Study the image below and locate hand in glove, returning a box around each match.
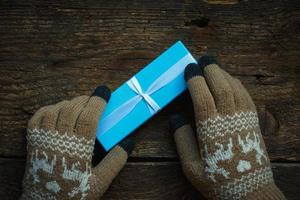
[20,86,134,200]
[169,56,286,200]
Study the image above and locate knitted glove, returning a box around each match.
[169,56,286,200]
[20,86,134,200]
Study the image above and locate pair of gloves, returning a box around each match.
[20,56,286,200]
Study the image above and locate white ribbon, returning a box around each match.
[98,54,196,136]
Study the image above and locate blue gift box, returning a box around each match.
[96,41,197,151]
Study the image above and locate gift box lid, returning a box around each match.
[96,41,197,151]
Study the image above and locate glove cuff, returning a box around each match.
[245,182,286,200]
[209,166,286,200]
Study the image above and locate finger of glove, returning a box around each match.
[39,100,69,132]
[170,115,202,164]
[184,63,217,122]
[203,63,235,115]
[169,115,205,188]
[75,86,110,140]
[221,70,250,112]
[91,140,134,196]
[55,96,89,134]
[232,78,257,111]
[174,125,205,171]
[28,105,53,130]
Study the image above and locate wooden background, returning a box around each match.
[0,0,299,199]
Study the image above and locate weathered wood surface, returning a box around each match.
[1,0,299,160]
[1,159,299,200]
[0,0,299,199]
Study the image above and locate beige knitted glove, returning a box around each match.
[169,56,286,200]
[20,86,134,200]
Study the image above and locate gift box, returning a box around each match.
[96,41,197,151]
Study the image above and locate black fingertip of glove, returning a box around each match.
[198,55,216,68]
[119,139,135,155]
[169,114,189,134]
[92,85,111,103]
[92,139,108,167]
[184,63,203,81]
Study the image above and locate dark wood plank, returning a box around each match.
[0,1,299,161]
[1,158,299,200]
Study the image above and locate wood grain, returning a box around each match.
[0,1,299,199]
[0,0,299,161]
[1,158,299,200]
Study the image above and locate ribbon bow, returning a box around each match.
[127,76,160,114]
